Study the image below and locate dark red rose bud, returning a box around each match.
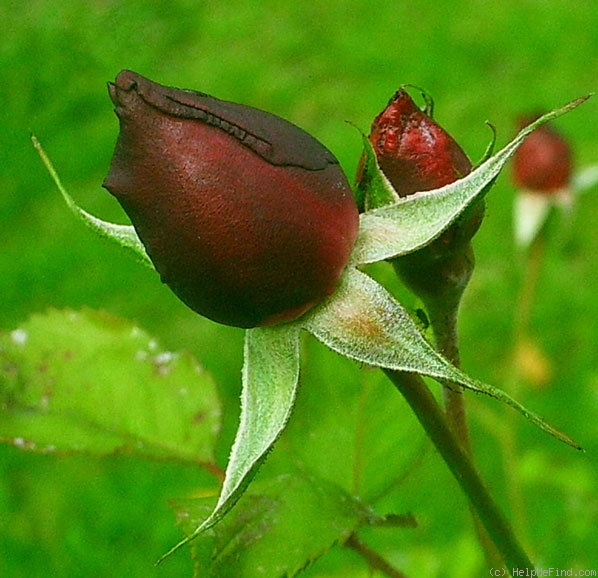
[358,88,484,309]
[360,88,484,252]
[512,115,572,194]
[369,88,473,197]
[103,70,358,328]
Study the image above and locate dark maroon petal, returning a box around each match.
[103,71,359,328]
[109,70,337,170]
[360,88,482,251]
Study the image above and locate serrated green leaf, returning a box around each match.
[175,470,377,578]
[159,324,301,563]
[0,309,221,463]
[303,269,580,449]
[351,96,590,265]
[31,135,154,269]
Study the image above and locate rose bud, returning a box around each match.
[103,70,359,328]
[512,115,572,194]
[511,116,573,248]
[368,88,474,199]
[359,88,484,305]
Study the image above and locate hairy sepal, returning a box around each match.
[303,269,581,450]
[32,135,153,269]
[158,324,301,563]
[351,96,591,265]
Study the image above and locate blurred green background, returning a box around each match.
[1,1,597,576]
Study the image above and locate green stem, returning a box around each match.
[396,244,501,564]
[502,231,549,540]
[426,296,503,567]
[395,243,503,564]
[393,243,476,451]
[384,369,533,574]
[425,298,472,451]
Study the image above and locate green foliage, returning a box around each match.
[2,1,598,576]
[176,469,392,578]
[0,309,220,464]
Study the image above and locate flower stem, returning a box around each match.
[396,243,502,564]
[393,244,476,451]
[426,295,503,567]
[425,298,471,450]
[384,369,533,573]
[503,230,549,539]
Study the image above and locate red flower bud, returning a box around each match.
[363,88,484,252]
[103,71,358,328]
[360,88,484,307]
[369,88,473,197]
[512,115,572,194]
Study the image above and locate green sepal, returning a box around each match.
[303,269,581,450]
[32,135,153,270]
[353,129,400,212]
[351,95,591,266]
[475,121,497,167]
[158,323,301,564]
[573,163,598,194]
